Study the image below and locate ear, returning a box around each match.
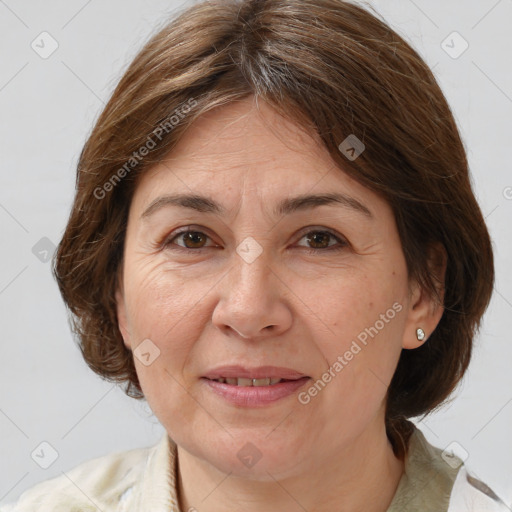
[402,242,447,349]
[115,269,132,350]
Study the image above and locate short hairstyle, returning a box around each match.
[52,0,494,459]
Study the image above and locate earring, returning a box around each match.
[416,328,425,341]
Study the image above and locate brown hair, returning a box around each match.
[52,0,494,459]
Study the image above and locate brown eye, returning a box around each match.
[168,230,211,249]
[297,230,346,251]
[306,231,332,249]
[163,227,346,254]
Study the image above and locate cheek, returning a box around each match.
[123,262,205,423]
[124,258,206,337]
[297,287,405,436]
[300,265,406,400]
[300,263,404,341]
[122,258,217,394]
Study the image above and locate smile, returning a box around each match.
[201,376,311,406]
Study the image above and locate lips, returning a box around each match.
[202,374,311,406]
[202,365,308,382]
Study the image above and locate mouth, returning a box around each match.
[201,365,309,385]
[203,377,302,386]
[200,365,310,406]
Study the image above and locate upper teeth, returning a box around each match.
[211,377,283,386]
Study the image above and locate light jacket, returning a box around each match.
[1,426,509,511]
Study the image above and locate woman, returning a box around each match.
[2,0,508,510]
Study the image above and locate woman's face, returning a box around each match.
[116,96,436,478]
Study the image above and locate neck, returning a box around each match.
[175,418,405,512]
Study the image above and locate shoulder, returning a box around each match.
[0,441,157,512]
[394,426,509,512]
[447,466,511,512]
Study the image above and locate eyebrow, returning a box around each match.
[140,192,373,220]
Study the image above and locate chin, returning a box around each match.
[189,429,308,480]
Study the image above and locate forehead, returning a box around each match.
[154,97,329,180]
[130,97,388,218]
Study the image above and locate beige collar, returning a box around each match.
[387,427,462,511]
[144,426,461,511]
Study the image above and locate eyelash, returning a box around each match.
[162,226,348,254]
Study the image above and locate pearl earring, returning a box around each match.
[416,328,425,341]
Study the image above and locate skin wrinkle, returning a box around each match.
[115,96,444,512]
[48,2,494,506]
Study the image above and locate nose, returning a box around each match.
[211,247,293,340]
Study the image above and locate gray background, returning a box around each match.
[1,0,511,506]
